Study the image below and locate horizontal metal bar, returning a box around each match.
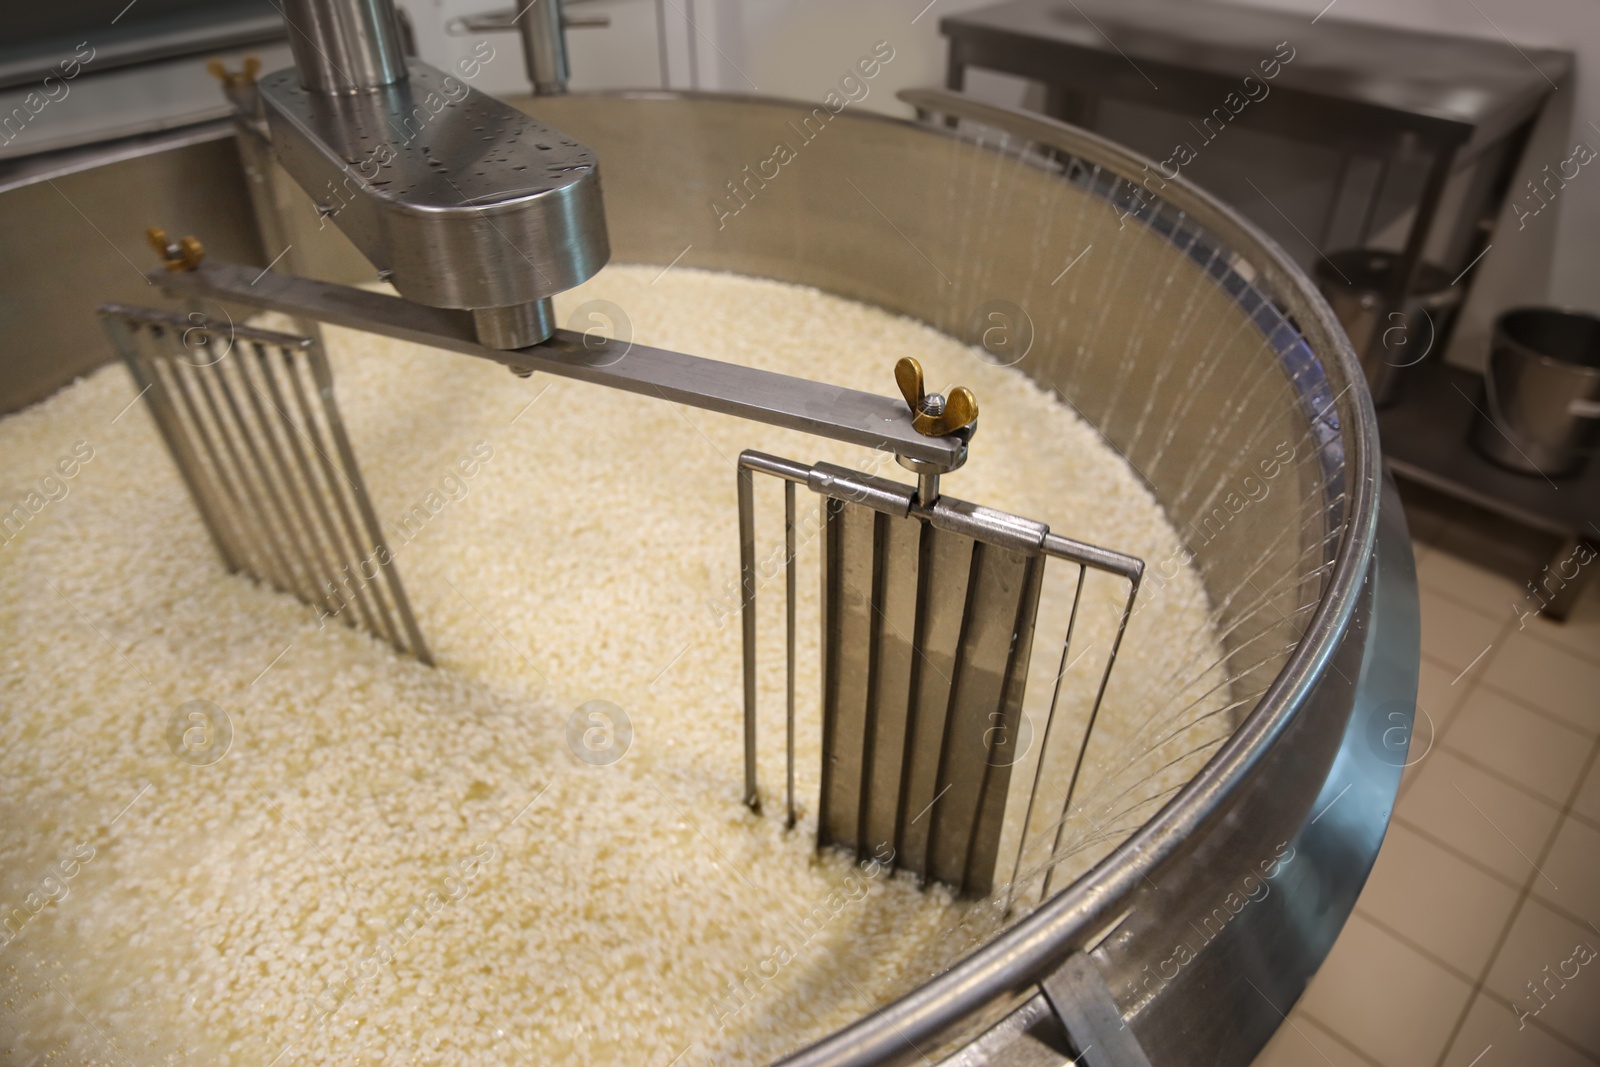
[1042,531,1145,583]
[158,263,962,465]
[100,304,314,351]
[0,120,236,196]
[0,15,284,94]
[448,11,521,33]
[739,450,1144,580]
[449,10,611,33]
[739,450,813,483]
[809,462,916,518]
[922,497,1048,556]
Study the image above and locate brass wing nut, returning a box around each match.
[146,228,206,272]
[895,357,978,439]
[205,57,262,88]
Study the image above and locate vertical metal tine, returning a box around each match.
[784,478,797,830]
[229,341,347,618]
[737,459,817,821]
[302,344,432,664]
[853,511,889,862]
[739,461,759,810]
[166,350,280,585]
[255,341,386,641]
[962,551,1044,897]
[107,320,246,575]
[99,306,431,663]
[244,341,351,622]
[817,495,835,853]
[896,525,974,882]
[145,351,259,578]
[191,343,324,606]
[280,345,406,650]
[164,339,304,597]
[1044,547,1143,901]
[819,499,874,853]
[923,540,988,891]
[861,510,920,862]
[1008,564,1088,915]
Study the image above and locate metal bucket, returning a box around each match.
[1314,250,1460,408]
[1471,307,1600,478]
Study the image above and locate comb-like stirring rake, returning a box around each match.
[99,304,431,663]
[739,359,1144,900]
[132,234,1145,903]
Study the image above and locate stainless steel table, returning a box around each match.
[941,0,1571,357]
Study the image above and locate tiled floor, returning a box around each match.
[1253,495,1600,1067]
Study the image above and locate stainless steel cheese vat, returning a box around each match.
[0,86,1419,1067]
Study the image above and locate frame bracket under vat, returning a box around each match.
[1041,952,1157,1067]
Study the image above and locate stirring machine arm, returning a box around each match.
[262,0,608,350]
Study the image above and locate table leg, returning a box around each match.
[944,47,965,129]
[1321,152,1352,250]
[1529,535,1596,624]
[1042,84,1097,128]
[1364,143,1455,360]
[945,46,965,92]
[1445,116,1536,290]
[1358,152,1392,247]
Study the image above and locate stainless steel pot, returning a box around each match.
[1471,306,1600,478]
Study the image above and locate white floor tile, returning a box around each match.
[1412,536,1433,567]
[1481,632,1600,735]
[1266,526,1599,1067]
[1418,550,1524,618]
[1573,758,1600,827]
[1420,588,1506,674]
[1397,756,1430,803]
[1532,815,1600,921]
[1398,750,1564,883]
[1401,661,1469,800]
[1518,579,1600,667]
[1417,658,1471,738]
[1444,688,1593,806]
[1355,822,1521,977]
[1253,1010,1377,1067]
[1299,912,1475,1067]
[1441,991,1600,1067]
[1483,898,1600,1059]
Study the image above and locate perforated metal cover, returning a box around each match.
[261,60,608,309]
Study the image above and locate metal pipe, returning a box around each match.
[279,0,408,94]
[519,0,571,94]
[444,0,606,95]
[472,299,556,349]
